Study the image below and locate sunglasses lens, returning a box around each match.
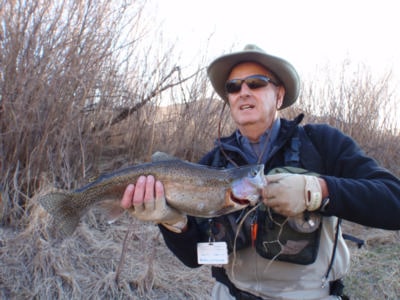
[245,77,268,89]
[225,80,242,93]
[225,76,270,94]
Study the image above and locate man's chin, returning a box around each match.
[234,117,259,127]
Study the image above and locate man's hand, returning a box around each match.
[262,173,323,216]
[120,175,187,233]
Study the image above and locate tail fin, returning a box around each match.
[38,191,81,237]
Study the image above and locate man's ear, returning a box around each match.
[276,86,285,109]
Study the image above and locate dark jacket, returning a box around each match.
[159,115,400,268]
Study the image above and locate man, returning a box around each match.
[120,45,400,299]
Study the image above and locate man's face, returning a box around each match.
[227,62,285,139]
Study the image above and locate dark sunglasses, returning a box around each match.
[225,75,279,94]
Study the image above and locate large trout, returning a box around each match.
[38,154,266,236]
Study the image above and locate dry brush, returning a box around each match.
[0,1,399,298]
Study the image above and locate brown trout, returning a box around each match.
[38,155,266,236]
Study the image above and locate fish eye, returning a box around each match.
[250,167,258,177]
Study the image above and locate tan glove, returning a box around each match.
[125,177,187,233]
[263,173,322,216]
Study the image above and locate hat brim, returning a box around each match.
[207,49,300,109]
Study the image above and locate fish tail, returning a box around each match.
[38,191,82,237]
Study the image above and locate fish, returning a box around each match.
[38,153,266,236]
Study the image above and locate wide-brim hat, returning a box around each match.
[207,44,300,109]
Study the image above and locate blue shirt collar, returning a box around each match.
[235,118,281,164]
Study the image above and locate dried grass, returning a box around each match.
[1,0,399,299]
[342,222,400,299]
[0,201,214,299]
[1,204,399,299]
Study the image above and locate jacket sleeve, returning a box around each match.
[306,124,400,230]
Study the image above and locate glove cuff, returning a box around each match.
[304,175,322,211]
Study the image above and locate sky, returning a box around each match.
[146,0,400,82]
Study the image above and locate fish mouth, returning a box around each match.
[230,191,250,206]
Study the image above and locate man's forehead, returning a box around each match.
[228,62,275,79]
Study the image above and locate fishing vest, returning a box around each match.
[254,125,325,265]
[204,124,352,299]
[200,125,326,265]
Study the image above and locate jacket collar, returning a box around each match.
[217,114,303,147]
[215,114,304,165]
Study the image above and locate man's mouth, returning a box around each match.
[240,104,255,110]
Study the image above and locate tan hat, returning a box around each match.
[207,44,300,109]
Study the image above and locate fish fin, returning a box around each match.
[95,200,125,224]
[38,191,81,237]
[151,151,179,162]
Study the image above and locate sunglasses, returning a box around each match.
[225,75,279,94]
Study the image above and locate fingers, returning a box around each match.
[155,180,165,199]
[131,176,145,213]
[120,184,135,209]
[154,180,166,209]
[263,173,311,216]
[265,173,288,183]
[121,176,182,226]
[263,174,291,214]
[263,175,282,200]
[120,176,158,210]
[263,194,281,212]
[143,175,156,211]
[132,175,156,213]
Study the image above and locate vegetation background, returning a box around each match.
[1,0,399,299]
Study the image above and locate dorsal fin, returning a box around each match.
[151,151,180,162]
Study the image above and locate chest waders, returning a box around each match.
[208,125,351,299]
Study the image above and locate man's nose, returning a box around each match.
[238,82,252,96]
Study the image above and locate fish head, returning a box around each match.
[229,164,266,206]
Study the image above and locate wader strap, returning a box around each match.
[323,218,342,287]
[284,130,301,167]
[343,233,365,248]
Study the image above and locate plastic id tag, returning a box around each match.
[197,242,228,265]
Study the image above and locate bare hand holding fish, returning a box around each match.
[121,175,188,233]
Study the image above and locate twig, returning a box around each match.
[115,218,135,284]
